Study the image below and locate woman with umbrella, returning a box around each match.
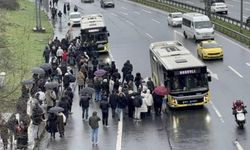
[47,113,58,139]
[153,86,168,116]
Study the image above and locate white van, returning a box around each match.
[182,13,214,41]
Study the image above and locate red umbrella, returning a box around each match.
[153,86,169,96]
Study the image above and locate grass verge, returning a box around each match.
[0,0,53,112]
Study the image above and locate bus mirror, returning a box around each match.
[207,73,212,82]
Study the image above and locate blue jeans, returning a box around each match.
[116,108,123,120]
[82,107,89,119]
[95,90,101,101]
[91,128,99,143]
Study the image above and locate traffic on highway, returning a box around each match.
[43,0,250,149]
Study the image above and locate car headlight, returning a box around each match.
[196,32,201,35]
[211,31,215,34]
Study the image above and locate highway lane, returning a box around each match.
[173,0,250,21]
[56,0,250,149]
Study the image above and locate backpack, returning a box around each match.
[134,95,142,107]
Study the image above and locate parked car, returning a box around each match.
[246,17,250,27]
[100,0,115,8]
[69,12,81,26]
[197,40,224,60]
[211,2,228,14]
[167,12,182,27]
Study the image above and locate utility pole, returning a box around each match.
[33,0,45,32]
[204,0,212,18]
[240,0,243,32]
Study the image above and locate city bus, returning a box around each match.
[80,13,110,53]
[149,41,211,108]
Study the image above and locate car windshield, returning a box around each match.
[70,14,81,19]
[172,14,182,18]
[169,74,208,92]
[202,42,219,48]
[194,21,213,29]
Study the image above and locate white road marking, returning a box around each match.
[234,140,244,150]
[207,69,219,80]
[210,101,225,123]
[142,9,152,14]
[215,33,250,53]
[111,13,118,17]
[120,11,128,16]
[174,30,184,37]
[121,6,128,10]
[126,20,135,26]
[228,66,244,78]
[246,62,250,66]
[133,11,141,15]
[186,1,194,4]
[152,19,161,23]
[227,4,234,7]
[116,111,123,150]
[145,33,154,39]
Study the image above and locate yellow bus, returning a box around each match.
[149,41,211,108]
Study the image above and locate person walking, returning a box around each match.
[153,93,164,116]
[65,87,74,113]
[47,113,58,139]
[58,96,71,120]
[147,77,155,93]
[93,77,102,102]
[45,89,57,111]
[63,3,67,14]
[109,90,118,118]
[57,112,66,137]
[56,46,64,64]
[58,10,62,22]
[144,89,153,116]
[133,93,143,120]
[77,70,85,92]
[43,46,50,63]
[134,72,143,92]
[127,90,135,119]
[79,94,91,120]
[88,111,101,145]
[100,96,110,127]
[116,91,127,121]
[0,119,9,150]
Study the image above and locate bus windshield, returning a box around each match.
[194,21,213,29]
[169,74,208,92]
[82,32,108,43]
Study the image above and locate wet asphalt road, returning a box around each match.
[39,0,250,149]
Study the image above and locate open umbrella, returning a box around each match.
[80,87,95,95]
[32,67,45,75]
[21,79,34,85]
[94,69,107,77]
[40,63,52,71]
[48,106,64,113]
[44,82,59,90]
[153,86,169,96]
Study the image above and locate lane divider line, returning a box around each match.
[116,111,123,150]
[126,20,135,26]
[133,11,141,15]
[152,19,161,23]
[120,11,128,16]
[111,13,118,17]
[228,66,244,78]
[121,6,128,10]
[142,9,152,14]
[234,140,244,150]
[145,32,154,39]
[210,101,225,123]
[246,62,250,66]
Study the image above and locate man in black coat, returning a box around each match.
[79,94,91,120]
[43,46,50,63]
[58,96,70,119]
[100,96,110,127]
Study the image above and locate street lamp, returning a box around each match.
[240,0,243,32]
[33,0,45,32]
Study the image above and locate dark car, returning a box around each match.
[100,0,115,8]
[246,17,250,27]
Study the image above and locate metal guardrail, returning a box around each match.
[130,0,250,47]
[159,0,250,31]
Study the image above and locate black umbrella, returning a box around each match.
[44,82,59,90]
[40,63,52,71]
[48,106,64,113]
[21,79,34,85]
[32,67,45,75]
[80,87,95,95]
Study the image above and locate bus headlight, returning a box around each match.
[204,94,209,102]
[172,99,177,104]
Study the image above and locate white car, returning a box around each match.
[69,12,81,26]
[167,12,182,27]
[211,2,228,14]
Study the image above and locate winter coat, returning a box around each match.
[125,74,134,83]
[100,100,110,113]
[144,89,153,106]
[31,105,44,125]
[147,80,155,92]
[101,80,109,94]
[43,47,50,57]
[89,116,101,129]
[56,48,63,57]
[154,94,163,107]
[57,112,66,133]
[112,72,121,81]
[109,93,118,109]
[58,96,70,118]
[133,95,142,107]
[94,77,102,91]
[45,90,57,107]
[79,95,91,108]
[77,71,85,86]
[117,93,127,109]
[139,97,148,113]
[47,113,58,133]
